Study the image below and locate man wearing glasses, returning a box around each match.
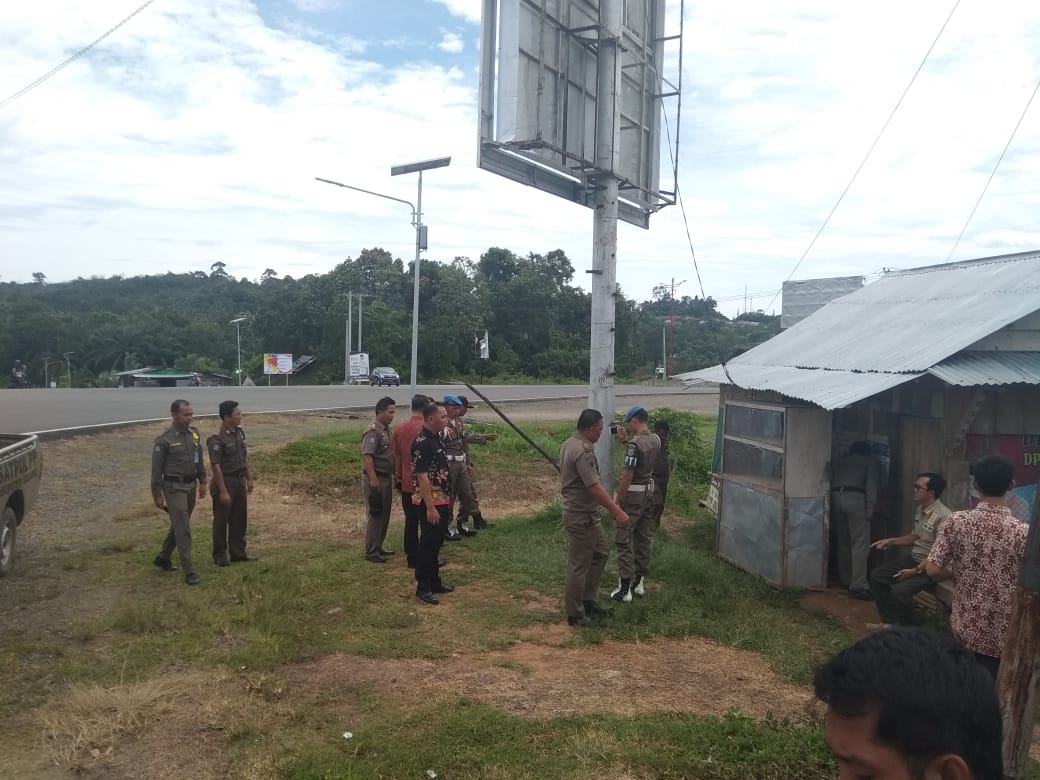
[865,473,951,630]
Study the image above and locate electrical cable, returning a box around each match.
[945,73,1040,261]
[761,0,963,314]
[662,103,737,386]
[0,0,158,111]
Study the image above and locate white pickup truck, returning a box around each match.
[0,434,42,576]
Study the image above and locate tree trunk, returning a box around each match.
[999,491,1040,778]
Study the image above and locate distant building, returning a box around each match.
[780,275,864,329]
[115,368,232,388]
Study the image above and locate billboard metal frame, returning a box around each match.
[479,0,682,229]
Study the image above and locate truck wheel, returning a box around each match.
[0,506,16,577]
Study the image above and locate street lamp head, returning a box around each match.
[390,157,451,177]
[229,317,247,324]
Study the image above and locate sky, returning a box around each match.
[1,0,1039,317]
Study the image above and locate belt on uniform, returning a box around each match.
[627,481,654,493]
[164,475,197,484]
[832,486,865,494]
[223,470,246,479]
[446,455,467,462]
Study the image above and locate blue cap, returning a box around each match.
[623,405,646,424]
[443,394,463,406]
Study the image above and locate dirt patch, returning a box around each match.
[800,589,881,639]
[284,635,814,722]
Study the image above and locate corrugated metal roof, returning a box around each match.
[928,351,1040,386]
[677,252,1040,409]
[726,252,1040,373]
[684,364,921,410]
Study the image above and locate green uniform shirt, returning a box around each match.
[361,420,395,476]
[559,432,602,514]
[151,425,206,498]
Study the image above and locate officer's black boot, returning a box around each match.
[472,512,493,530]
[609,577,633,603]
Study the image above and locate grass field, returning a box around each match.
[5,410,1034,778]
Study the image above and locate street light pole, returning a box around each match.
[390,156,451,389]
[230,317,247,386]
[62,352,74,388]
[44,358,63,389]
[317,157,450,390]
[666,278,686,378]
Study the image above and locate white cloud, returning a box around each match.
[430,0,480,24]
[437,31,465,53]
[0,0,1038,318]
[288,0,341,11]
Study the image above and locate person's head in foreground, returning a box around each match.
[814,626,1002,780]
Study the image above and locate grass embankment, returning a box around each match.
[253,412,846,778]
[6,411,861,778]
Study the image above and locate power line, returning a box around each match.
[762,0,963,314]
[0,0,158,112]
[662,102,737,385]
[946,73,1040,261]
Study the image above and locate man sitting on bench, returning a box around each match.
[866,472,951,630]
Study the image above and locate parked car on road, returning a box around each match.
[1,433,42,576]
[370,366,400,386]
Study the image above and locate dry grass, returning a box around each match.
[39,676,182,766]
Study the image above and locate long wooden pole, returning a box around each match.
[999,486,1040,778]
[459,381,559,473]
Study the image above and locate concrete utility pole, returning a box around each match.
[998,488,1040,778]
[588,0,622,489]
[668,277,686,377]
[344,293,353,384]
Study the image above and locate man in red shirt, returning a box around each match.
[391,394,431,569]
[926,454,1028,678]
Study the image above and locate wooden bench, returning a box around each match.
[913,581,955,616]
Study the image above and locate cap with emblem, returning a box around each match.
[457,395,474,408]
[623,405,646,424]
[443,394,463,406]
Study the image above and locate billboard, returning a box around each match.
[263,353,293,375]
[349,351,370,379]
[478,0,681,228]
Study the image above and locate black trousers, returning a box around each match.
[401,493,419,566]
[416,501,449,589]
[212,474,248,560]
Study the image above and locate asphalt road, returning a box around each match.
[0,383,716,437]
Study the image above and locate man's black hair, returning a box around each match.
[422,401,443,421]
[917,472,946,499]
[971,455,1014,498]
[376,396,396,414]
[218,400,239,420]
[814,627,1003,779]
[576,408,602,431]
[171,399,190,415]
[850,440,871,456]
[653,420,670,433]
[410,393,428,412]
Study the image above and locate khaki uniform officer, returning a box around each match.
[151,399,208,585]
[559,409,630,627]
[611,405,661,603]
[207,400,256,566]
[457,395,496,530]
[362,396,397,563]
[440,395,474,540]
